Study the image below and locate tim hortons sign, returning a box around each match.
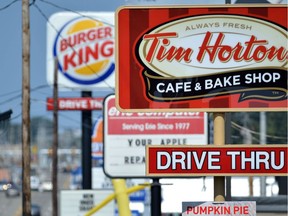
[116,5,287,112]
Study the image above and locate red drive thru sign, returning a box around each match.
[146,145,288,177]
[116,5,287,112]
[47,98,103,111]
[103,94,207,178]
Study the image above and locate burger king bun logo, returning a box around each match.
[53,16,114,85]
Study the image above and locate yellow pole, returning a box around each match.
[213,113,225,202]
[84,184,150,216]
[112,179,132,216]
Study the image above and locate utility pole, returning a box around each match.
[52,58,59,216]
[22,0,31,215]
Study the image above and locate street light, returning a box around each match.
[0,109,12,136]
[0,109,12,122]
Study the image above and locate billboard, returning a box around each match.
[103,94,207,177]
[47,12,115,91]
[116,5,287,112]
[146,145,288,177]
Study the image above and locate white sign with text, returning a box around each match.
[103,94,207,177]
[60,190,114,216]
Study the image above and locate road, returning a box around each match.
[0,172,70,216]
[0,190,53,216]
[1,173,286,216]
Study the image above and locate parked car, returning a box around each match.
[0,180,9,191]
[38,180,52,192]
[30,176,40,191]
[31,204,41,216]
[4,182,20,197]
[22,204,41,216]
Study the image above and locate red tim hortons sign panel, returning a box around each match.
[146,145,288,177]
[116,5,287,112]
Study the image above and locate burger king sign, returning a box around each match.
[47,12,115,90]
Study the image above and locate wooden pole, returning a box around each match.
[52,57,59,216]
[22,0,31,214]
[213,113,225,201]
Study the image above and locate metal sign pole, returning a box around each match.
[225,0,232,202]
[213,113,226,201]
[81,91,92,189]
[52,57,59,216]
[151,178,161,216]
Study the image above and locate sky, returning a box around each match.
[0,0,226,129]
[0,0,125,129]
[0,0,286,129]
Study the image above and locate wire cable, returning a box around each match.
[0,0,19,11]
[232,121,287,141]
[38,0,114,27]
[0,84,50,105]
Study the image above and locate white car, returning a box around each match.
[38,180,52,192]
[30,176,40,190]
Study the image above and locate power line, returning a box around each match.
[232,121,287,141]
[38,0,114,27]
[0,0,20,11]
[0,93,22,106]
[0,89,22,98]
[0,84,49,105]
[29,0,36,7]
[10,112,22,121]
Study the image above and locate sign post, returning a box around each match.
[81,91,92,189]
[151,178,161,216]
[213,113,225,202]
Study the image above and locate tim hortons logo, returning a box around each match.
[137,15,287,102]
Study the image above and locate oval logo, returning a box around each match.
[138,15,287,77]
[54,17,115,84]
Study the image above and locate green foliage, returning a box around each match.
[266,112,287,144]
[231,112,287,145]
